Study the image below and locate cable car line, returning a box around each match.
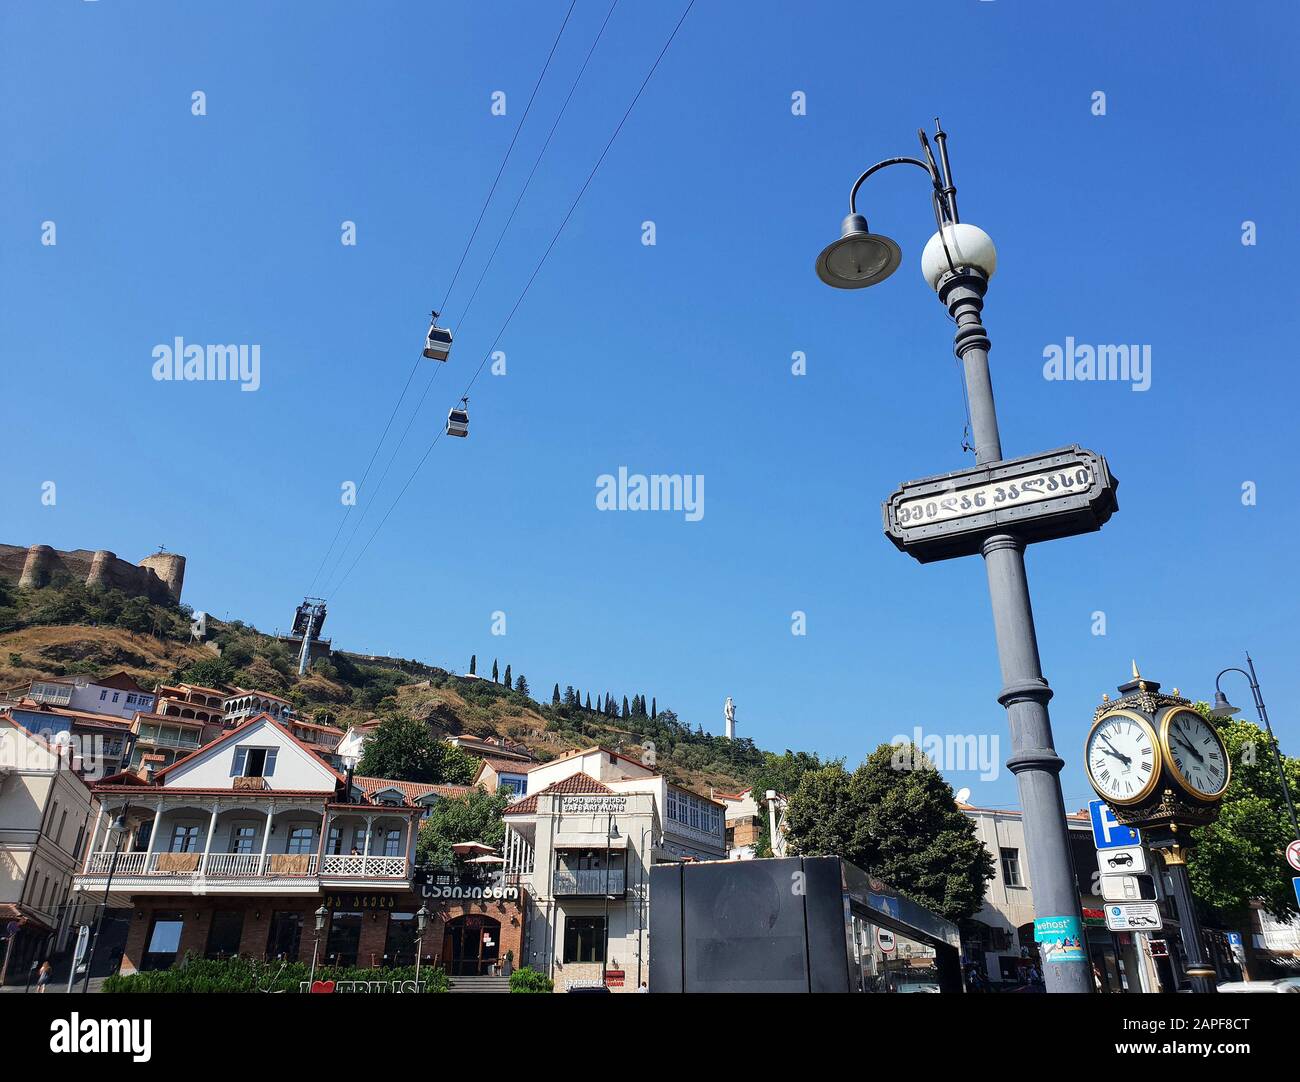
[317,0,622,596]
[326,0,696,600]
[306,1,579,594]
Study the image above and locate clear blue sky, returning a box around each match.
[4,1,1297,812]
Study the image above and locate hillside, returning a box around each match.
[0,579,761,796]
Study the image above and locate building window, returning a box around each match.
[1000,847,1023,887]
[325,911,363,968]
[266,911,303,961]
[171,825,201,853]
[231,747,278,778]
[205,910,245,960]
[563,916,606,963]
[384,911,419,967]
[142,911,185,971]
[231,825,257,854]
[725,826,735,848]
[99,690,107,701]
[383,829,402,857]
[327,825,343,855]
[286,826,315,855]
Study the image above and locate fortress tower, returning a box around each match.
[86,549,117,590]
[139,551,186,604]
[18,544,56,589]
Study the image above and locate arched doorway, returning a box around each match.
[441,914,501,976]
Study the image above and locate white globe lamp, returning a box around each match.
[920,222,997,290]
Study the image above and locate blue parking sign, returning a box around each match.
[1293,877,1300,910]
[1089,799,1142,850]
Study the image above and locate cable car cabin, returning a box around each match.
[446,404,469,438]
[423,313,452,361]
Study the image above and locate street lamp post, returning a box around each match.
[414,904,429,986]
[816,120,1094,993]
[1212,655,1299,843]
[310,904,328,986]
[602,814,619,986]
[81,809,129,994]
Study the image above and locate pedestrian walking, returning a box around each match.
[36,960,51,993]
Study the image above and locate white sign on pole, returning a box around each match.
[1101,874,1153,902]
[1105,902,1162,931]
[1096,845,1147,874]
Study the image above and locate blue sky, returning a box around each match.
[3,1,1297,812]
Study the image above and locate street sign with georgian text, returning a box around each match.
[883,445,1118,563]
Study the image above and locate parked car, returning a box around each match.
[1217,978,1300,993]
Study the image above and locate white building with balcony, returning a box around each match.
[501,746,726,991]
[72,713,424,974]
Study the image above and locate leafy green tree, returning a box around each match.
[357,716,478,785]
[416,788,511,866]
[515,674,529,697]
[784,744,993,923]
[115,596,155,634]
[1187,704,1300,921]
[178,655,235,689]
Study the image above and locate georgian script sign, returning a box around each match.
[561,796,629,813]
[416,866,520,902]
[883,445,1118,563]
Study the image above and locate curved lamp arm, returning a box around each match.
[1214,667,1252,695]
[847,157,938,214]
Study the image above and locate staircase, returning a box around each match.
[448,975,512,994]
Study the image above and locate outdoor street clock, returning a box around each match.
[1084,664,1231,993]
[1159,706,1230,801]
[1085,665,1230,828]
[1084,709,1160,806]
[1084,701,1231,809]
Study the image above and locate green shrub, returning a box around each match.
[508,966,553,994]
[102,955,448,994]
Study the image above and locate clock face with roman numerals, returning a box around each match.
[1085,710,1161,806]
[1160,708,1230,800]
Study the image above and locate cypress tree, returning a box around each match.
[492,659,499,683]
[552,683,561,706]
[504,664,512,689]
[585,692,592,710]
[651,697,657,720]
[469,654,477,675]
[622,695,630,719]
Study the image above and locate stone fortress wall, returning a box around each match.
[0,543,185,605]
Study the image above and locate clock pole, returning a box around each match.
[1146,827,1218,994]
[1088,670,1229,993]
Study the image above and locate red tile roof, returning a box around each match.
[503,772,613,815]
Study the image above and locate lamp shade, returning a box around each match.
[921,222,997,289]
[816,214,902,289]
[1210,691,1240,718]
